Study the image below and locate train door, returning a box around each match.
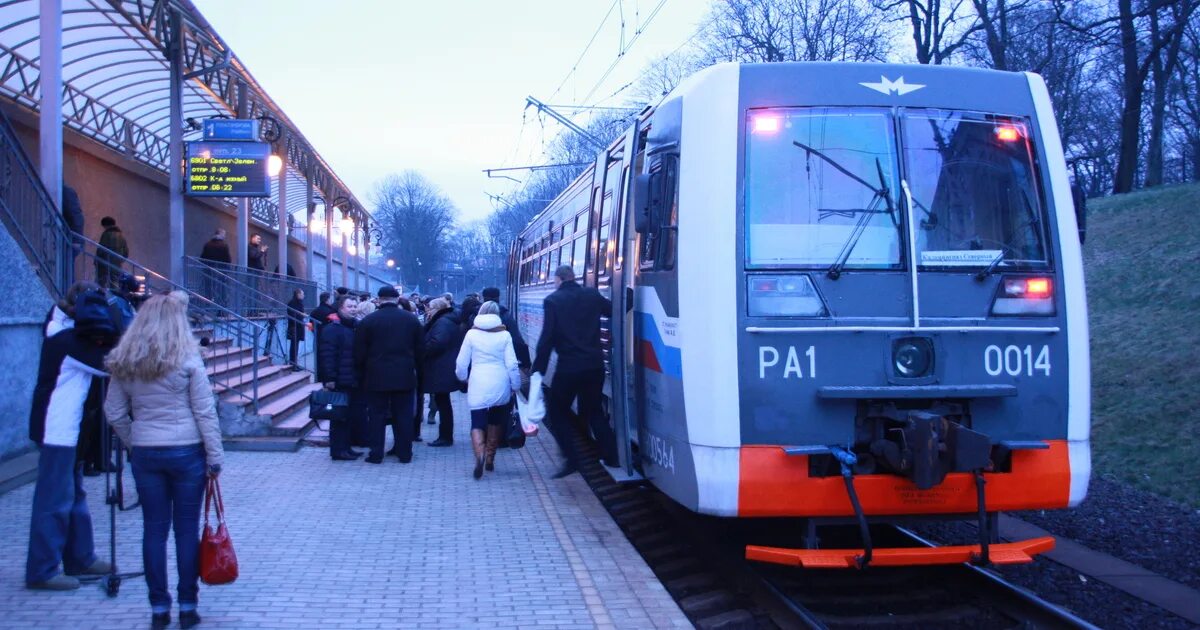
[605,125,642,478]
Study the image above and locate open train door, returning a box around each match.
[604,121,644,482]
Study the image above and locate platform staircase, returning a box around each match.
[193,323,320,451]
[0,106,319,453]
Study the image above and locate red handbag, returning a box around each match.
[199,476,239,585]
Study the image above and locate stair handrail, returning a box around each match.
[0,106,74,298]
[184,255,318,381]
[79,234,266,411]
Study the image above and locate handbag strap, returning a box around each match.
[204,476,225,526]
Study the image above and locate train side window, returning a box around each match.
[549,246,560,273]
[572,235,587,277]
[640,155,678,270]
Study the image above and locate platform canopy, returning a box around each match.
[0,0,371,231]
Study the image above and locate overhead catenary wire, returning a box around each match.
[580,0,670,106]
[548,0,622,103]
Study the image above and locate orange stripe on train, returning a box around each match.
[737,440,1071,517]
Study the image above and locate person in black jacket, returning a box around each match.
[286,289,306,371]
[26,290,117,591]
[199,229,233,303]
[317,295,362,461]
[354,286,424,463]
[309,292,334,373]
[482,287,530,369]
[533,266,615,478]
[421,297,463,447]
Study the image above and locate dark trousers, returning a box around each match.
[368,390,416,461]
[412,390,424,438]
[329,388,357,456]
[350,390,370,448]
[288,336,300,367]
[129,445,206,612]
[547,368,615,468]
[432,392,454,442]
[25,446,96,584]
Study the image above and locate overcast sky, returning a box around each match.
[192,0,709,224]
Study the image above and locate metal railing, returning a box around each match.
[183,256,320,374]
[0,107,74,297]
[78,235,268,411]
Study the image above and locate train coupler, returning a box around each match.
[745,536,1055,569]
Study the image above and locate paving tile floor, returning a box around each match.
[0,393,690,629]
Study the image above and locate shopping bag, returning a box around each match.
[199,477,239,585]
[515,372,544,436]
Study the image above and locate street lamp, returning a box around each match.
[267,154,283,177]
[386,259,395,268]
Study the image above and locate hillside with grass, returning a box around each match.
[1084,183,1200,507]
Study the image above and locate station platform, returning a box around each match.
[0,393,690,629]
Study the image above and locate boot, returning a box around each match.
[471,429,486,480]
[485,425,502,472]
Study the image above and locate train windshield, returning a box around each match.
[745,108,902,268]
[902,110,1050,269]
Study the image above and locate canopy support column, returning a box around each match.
[167,8,184,283]
[276,148,288,276]
[38,0,62,211]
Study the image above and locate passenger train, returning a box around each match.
[507,62,1089,568]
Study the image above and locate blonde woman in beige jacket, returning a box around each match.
[103,291,224,629]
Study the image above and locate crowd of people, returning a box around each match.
[21,261,614,628]
[307,284,533,478]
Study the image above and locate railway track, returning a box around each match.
[565,431,1099,629]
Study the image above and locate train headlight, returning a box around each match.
[893,337,933,378]
[748,274,827,317]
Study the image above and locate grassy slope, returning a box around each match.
[1084,183,1200,507]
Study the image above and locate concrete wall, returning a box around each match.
[0,223,54,461]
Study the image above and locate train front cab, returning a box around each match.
[639,63,1090,569]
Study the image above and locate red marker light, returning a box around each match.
[995,126,1021,142]
[1025,277,1051,297]
[752,278,779,291]
[753,116,781,134]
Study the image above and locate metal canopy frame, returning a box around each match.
[0,0,371,229]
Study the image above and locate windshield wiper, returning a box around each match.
[791,141,894,280]
[974,251,1006,281]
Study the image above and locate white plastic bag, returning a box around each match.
[516,372,545,435]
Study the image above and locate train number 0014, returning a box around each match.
[984,344,1050,377]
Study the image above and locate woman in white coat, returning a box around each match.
[455,301,521,479]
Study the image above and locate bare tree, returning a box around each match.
[1170,22,1200,181]
[1057,0,1200,193]
[372,171,457,290]
[696,0,893,64]
[874,0,983,64]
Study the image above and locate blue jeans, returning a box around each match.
[26,445,96,584]
[130,445,207,612]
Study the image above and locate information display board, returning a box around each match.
[185,141,271,197]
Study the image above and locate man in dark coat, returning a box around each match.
[94,217,128,290]
[199,229,232,303]
[317,295,362,461]
[247,234,267,271]
[354,286,424,464]
[286,289,306,370]
[60,185,85,270]
[422,299,463,447]
[199,229,232,264]
[482,286,530,369]
[26,290,116,590]
[533,266,615,478]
